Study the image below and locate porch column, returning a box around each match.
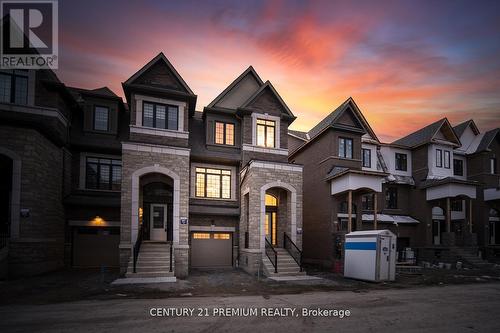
[446,197,451,232]
[373,192,378,230]
[469,199,473,233]
[348,190,352,233]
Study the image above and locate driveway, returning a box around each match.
[0,283,499,332]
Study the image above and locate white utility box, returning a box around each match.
[344,230,396,282]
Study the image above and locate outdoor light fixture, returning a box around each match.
[91,216,105,225]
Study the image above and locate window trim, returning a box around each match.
[395,152,408,171]
[93,105,110,132]
[84,156,122,191]
[436,149,443,168]
[195,167,232,200]
[214,121,235,146]
[491,158,497,175]
[362,148,371,168]
[0,72,28,105]
[142,101,179,130]
[444,150,451,169]
[339,137,354,159]
[256,118,276,148]
[361,194,374,211]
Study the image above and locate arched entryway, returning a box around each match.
[260,181,297,251]
[0,148,21,242]
[130,165,180,246]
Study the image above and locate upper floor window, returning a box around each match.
[436,149,443,167]
[339,137,353,159]
[362,149,371,168]
[195,167,231,199]
[143,101,178,130]
[395,153,407,171]
[85,157,121,191]
[444,150,451,169]
[215,122,234,145]
[93,106,109,131]
[386,187,398,209]
[256,119,275,148]
[492,158,497,175]
[453,159,464,176]
[361,194,374,211]
[0,72,28,105]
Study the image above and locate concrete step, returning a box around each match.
[125,271,175,278]
[134,267,173,273]
[138,254,172,259]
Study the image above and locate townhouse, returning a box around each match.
[0,53,304,279]
[289,98,500,268]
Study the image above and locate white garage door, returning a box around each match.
[191,232,232,268]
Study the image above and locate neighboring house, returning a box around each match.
[289,98,500,268]
[0,53,304,279]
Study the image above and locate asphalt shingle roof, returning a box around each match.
[392,118,446,148]
[288,130,308,140]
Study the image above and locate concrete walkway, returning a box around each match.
[1,283,499,332]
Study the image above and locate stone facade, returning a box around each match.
[239,161,303,274]
[119,145,190,278]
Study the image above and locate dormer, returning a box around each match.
[122,53,196,147]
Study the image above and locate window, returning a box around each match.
[192,233,210,239]
[362,194,374,211]
[256,119,275,148]
[491,158,497,175]
[0,72,28,104]
[386,187,398,209]
[143,102,178,130]
[195,167,231,199]
[362,149,371,168]
[339,137,353,159]
[451,200,463,212]
[213,233,230,240]
[436,149,443,167]
[395,153,407,171]
[93,106,109,131]
[214,122,234,145]
[85,157,121,191]
[265,194,278,206]
[444,150,450,169]
[453,159,464,176]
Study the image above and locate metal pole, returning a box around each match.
[348,190,352,233]
[373,192,378,230]
[446,197,451,233]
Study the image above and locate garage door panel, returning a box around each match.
[191,232,232,268]
[73,228,120,267]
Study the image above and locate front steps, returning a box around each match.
[451,247,495,269]
[262,248,306,277]
[125,241,175,279]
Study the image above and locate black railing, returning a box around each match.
[133,224,144,273]
[244,232,249,248]
[169,241,173,272]
[284,232,303,271]
[265,237,278,273]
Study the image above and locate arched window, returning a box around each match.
[265,194,277,207]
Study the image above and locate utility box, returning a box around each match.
[344,230,396,282]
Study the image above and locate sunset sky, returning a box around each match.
[57,0,500,142]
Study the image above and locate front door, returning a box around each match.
[265,212,277,246]
[150,204,167,241]
[433,219,446,245]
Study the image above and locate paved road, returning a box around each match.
[1,283,499,332]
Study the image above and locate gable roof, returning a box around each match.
[307,97,379,142]
[476,128,499,153]
[288,130,309,141]
[123,52,194,95]
[453,119,480,138]
[207,66,264,108]
[392,118,461,148]
[239,80,295,119]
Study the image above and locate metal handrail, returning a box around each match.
[265,237,278,273]
[284,232,303,271]
[133,223,144,273]
[169,241,173,272]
